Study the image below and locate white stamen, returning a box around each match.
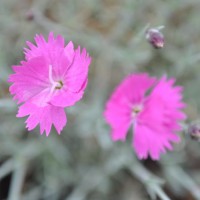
[49,65,63,93]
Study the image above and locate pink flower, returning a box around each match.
[8,32,91,136]
[104,73,186,160]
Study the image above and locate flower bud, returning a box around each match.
[146,26,164,49]
[25,10,34,21]
[188,121,200,141]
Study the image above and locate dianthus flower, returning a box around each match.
[104,73,186,160]
[9,32,91,136]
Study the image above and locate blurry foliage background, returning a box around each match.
[1,0,200,200]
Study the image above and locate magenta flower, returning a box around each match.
[104,73,186,160]
[8,32,91,136]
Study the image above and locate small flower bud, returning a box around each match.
[146,26,164,49]
[188,121,200,141]
[25,10,34,21]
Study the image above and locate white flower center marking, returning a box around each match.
[49,65,63,93]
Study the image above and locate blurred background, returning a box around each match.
[1,0,200,199]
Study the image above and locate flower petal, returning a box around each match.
[24,32,65,61]
[64,41,74,63]
[109,73,156,106]
[8,56,49,104]
[140,76,186,133]
[17,102,67,136]
[64,47,91,93]
[133,123,180,160]
[50,89,84,107]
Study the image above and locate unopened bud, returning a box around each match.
[25,10,34,21]
[146,26,164,49]
[188,121,200,141]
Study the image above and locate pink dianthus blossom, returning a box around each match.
[8,32,91,136]
[104,73,186,160]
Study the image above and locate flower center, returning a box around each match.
[132,104,143,118]
[49,65,64,92]
[55,80,63,90]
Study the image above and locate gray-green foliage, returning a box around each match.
[0,0,200,199]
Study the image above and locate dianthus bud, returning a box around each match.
[145,26,165,49]
[25,10,34,21]
[188,121,200,141]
